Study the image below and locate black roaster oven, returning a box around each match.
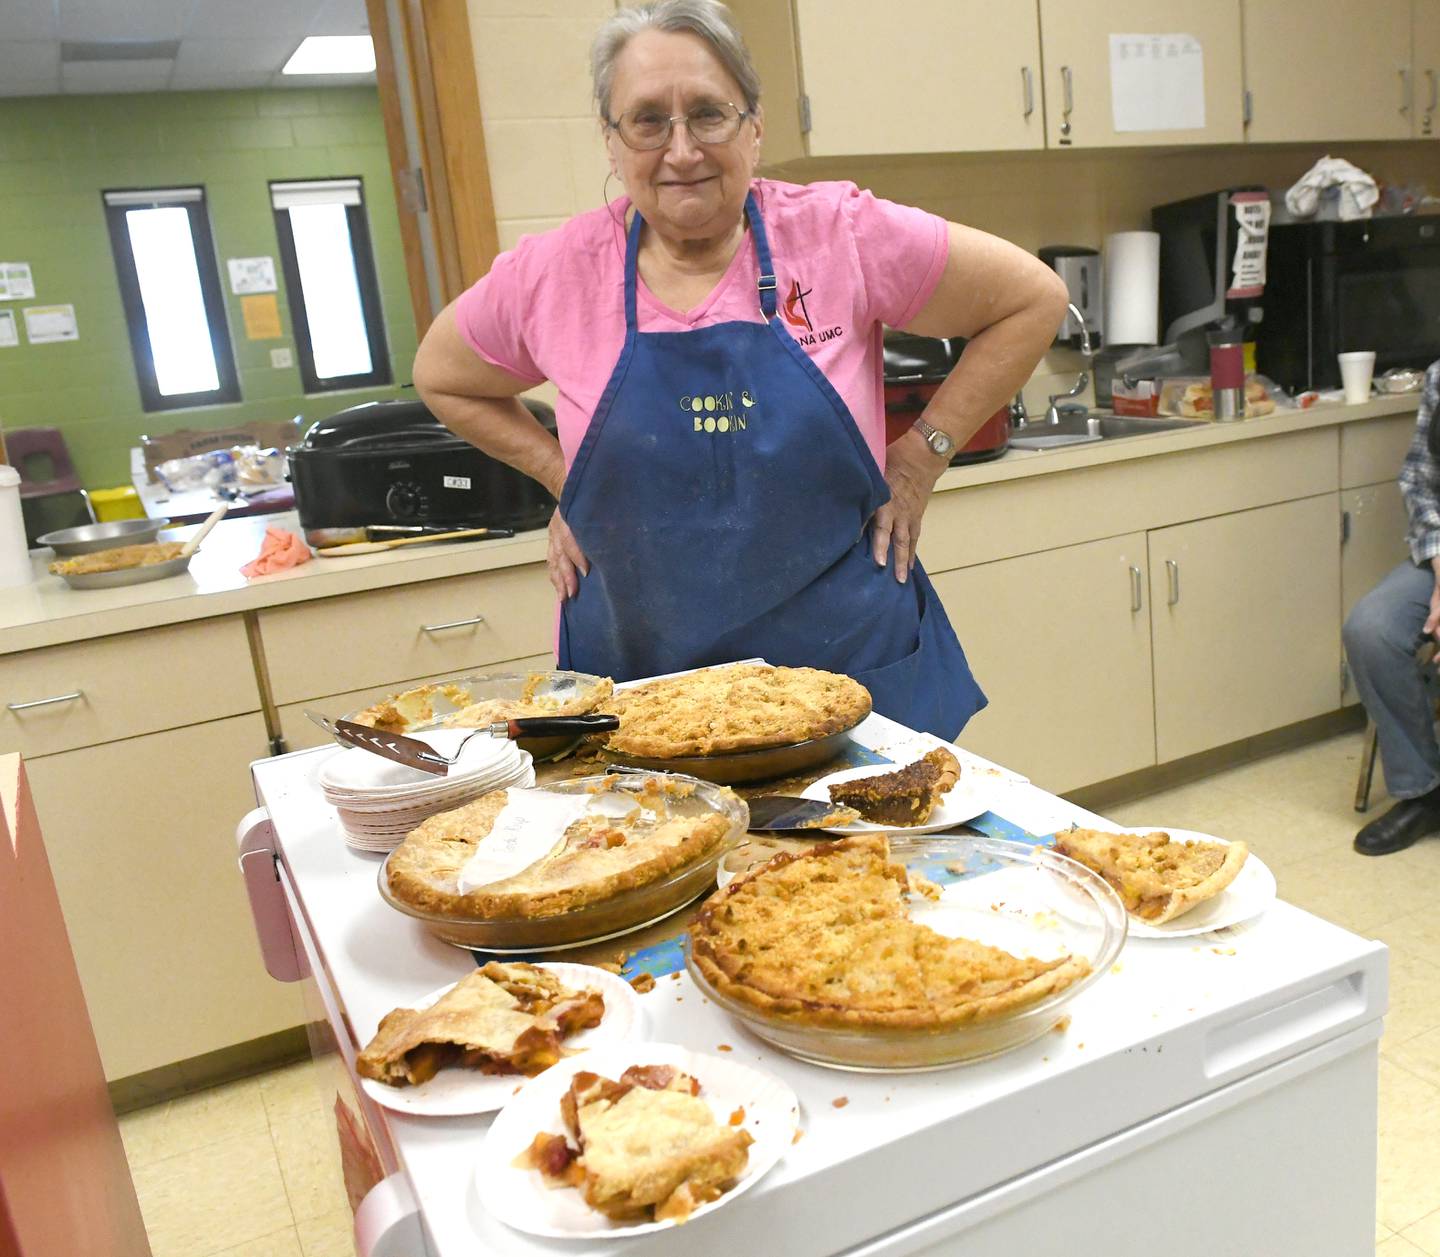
[289,399,557,542]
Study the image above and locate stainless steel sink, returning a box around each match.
[1009,413,1204,451]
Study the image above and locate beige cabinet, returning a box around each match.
[933,534,1155,794]
[1039,0,1244,148]
[1243,0,1414,142]
[24,714,297,1081]
[1417,0,1440,137]
[1340,482,1411,702]
[1148,494,1341,762]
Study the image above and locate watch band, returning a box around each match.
[912,417,955,457]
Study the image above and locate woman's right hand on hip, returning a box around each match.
[548,510,589,600]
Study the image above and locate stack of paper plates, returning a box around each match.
[317,730,534,853]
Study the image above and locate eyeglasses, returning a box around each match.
[607,100,749,151]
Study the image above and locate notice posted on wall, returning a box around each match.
[228,256,277,295]
[0,262,35,300]
[1109,33,1205,133]
[0,310,17,348]
[23,303,78,344]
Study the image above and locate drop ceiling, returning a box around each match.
[0,0,376,97]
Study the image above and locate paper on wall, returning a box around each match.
[1109,33,1205,133]
[22,304,77,344]
[0,311,16,348]
[0,263,35,301]
[227,256,277,294]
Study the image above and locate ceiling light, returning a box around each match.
[282,36,375,76]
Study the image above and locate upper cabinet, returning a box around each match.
[1037,0,1245,149]
[1416,0,1440,139]
[1242,0,1413,142]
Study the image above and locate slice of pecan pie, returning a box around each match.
[826,746,961,826]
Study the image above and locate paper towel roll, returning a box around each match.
[1103,231,1160,346]
[0,466,32,589]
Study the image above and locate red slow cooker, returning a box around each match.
[882,331,1010,463]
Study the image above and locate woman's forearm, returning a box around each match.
[423,391,567,499]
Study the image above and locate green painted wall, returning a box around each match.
[0,87,418,489]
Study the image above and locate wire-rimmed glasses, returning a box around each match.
[607,100,749,151]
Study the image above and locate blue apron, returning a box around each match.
[556,191,985,741]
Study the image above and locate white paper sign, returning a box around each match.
[227,256,277,294]
[456,789,589,893]
[1228,193,1270,298]
[0,262,35,300]
[22,304,78,344]
[1109,33,1206,133]
[0,310,17,348]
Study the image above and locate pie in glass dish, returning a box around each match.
[518,1064,752,1223]
[356,962,604,1086]
[688,834,1090,1030]
[1053,827,1249,925]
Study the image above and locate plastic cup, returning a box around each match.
[1338,351,1376,405]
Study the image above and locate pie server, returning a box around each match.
[305,711,619,776]
[744,795,854,832]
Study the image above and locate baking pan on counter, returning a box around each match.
[38,517,172,556]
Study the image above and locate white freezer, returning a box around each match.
[241,714,1386,1256]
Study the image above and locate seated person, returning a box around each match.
[1344,361,1440,855]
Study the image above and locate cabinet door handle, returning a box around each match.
[1400,66,1413,114]
[7,690,84,712]
[1128,565,1143,613]
[1021,66,1035,118]
[420,614,486,633]
[1165,559,1180,606]
[1061,65,1074,118]
[1428,68,1438,114]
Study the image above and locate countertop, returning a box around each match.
[1,393,1418,658]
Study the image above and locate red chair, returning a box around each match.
[5,427,94,545]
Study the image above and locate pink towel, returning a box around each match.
[242,526,311,578]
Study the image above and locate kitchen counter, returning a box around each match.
[0,393,1418,659]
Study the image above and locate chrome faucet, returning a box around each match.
[1044,302,1095,424]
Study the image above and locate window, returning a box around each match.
[102,187,240,412]
[270,178,390,393]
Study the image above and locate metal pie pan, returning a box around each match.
[601,722,862,786]
[39,517,172,556]
[56,554,193,590]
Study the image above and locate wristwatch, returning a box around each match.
[911,417,955,459]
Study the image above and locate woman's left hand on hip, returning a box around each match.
[871,433,946,584]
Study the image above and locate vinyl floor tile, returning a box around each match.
[120,1074,271,1171]
[1379,1233,1430,1255]
[214,1228,304,1257]
[1402,1208,1440,1255]
[295,1208,357,1257]
[1378,1061,1440,1231]
[271,1106,351,1224]
[1378,947,1440,1048]
[258,1057,327,1123]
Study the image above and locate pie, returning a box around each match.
[350,673,613,735]
[518,1064,752,1223]
[827,746,961,825]
[689,834,1090,1028]
[356,962,604,1086]
[385,778,736,920]
[49,542,185,575]
[603,664,871,759]
[1053,827,1248,924]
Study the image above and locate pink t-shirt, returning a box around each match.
[454,179,949,472]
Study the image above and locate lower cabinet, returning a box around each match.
[1340,481,1411,703]
[24,714,299,1081]
[933,534,1155,793]
[1148,494,1341,763]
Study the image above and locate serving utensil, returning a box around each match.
[307,711,619,776]
[744,795,861,832]
[315,526,515,557]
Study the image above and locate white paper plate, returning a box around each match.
[1096,826,1276,939]
[358,963,641,1116]
[477,1042,798,1238]
[800,763,989,834]
[317,731,523,797]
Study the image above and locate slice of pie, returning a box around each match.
[826,746,961,826]
[518,1064,752,1223]
[1053,828,1248,925]
[603,664,871,759]
[689,834,1089,1028]
[356,962,604,1086]
[350,674,613,735]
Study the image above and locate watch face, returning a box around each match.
[929,429,953,455]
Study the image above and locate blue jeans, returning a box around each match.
[1343,559,1440,799]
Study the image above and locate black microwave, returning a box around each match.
[1256,215,1440,393]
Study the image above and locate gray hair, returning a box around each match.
[590,0,762,122]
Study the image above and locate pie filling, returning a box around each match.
[518,1064,752,1223]
[1053,828,1248,923]
[827,747,962,826]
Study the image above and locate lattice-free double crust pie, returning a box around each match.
[357,962,604,1086]
[1054,828,1248,925]
[520,1065,752,1224]
[603,665,871,759]
[385,780,735,921]
[690,834,1090,1029]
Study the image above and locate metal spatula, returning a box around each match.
[306,711,618,776]
[745,795,857,832]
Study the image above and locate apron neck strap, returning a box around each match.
[621,186,776,327]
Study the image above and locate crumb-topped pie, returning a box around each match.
[827,746,961,826]
[518,1064,752,1223]
[351,672,613,735]
[384,776,738,922]
[602,664,871,759]
[1054,828,1248,925]
[689,834,1090,1029]
[357,962,604,1086]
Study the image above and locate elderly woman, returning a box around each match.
[413,0,1067,740]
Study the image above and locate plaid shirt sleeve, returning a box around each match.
[1400,361,1440,567]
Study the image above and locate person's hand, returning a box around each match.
[548,510,589,600]
[871,430,947,583]
[1426,565,1440,639]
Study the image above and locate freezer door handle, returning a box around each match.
[236,807,305,983]
[1202,968,1371,1081]
[355,1174,430,1257]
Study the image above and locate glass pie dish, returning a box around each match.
[378,772,749,952]
[690,834,1127,1071]
[343,669,611,763]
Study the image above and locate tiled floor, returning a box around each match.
[119,728,1440,1256]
